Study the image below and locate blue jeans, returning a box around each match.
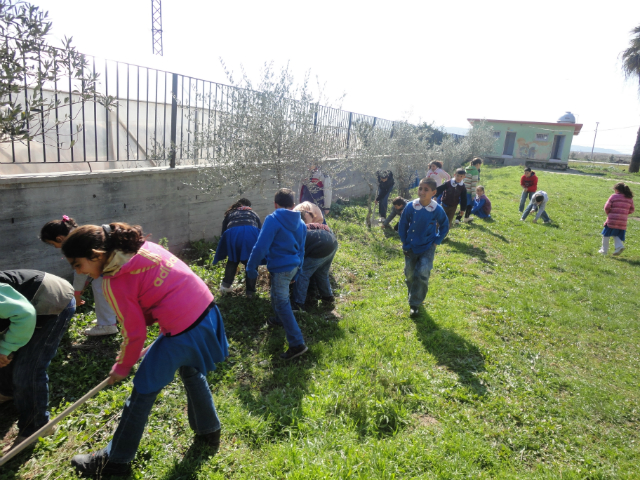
[108,366,220,463]
[378,191,391,218]
[521,203,550,222]
[404,245,436,308]
[270,269,305,347]
[292,247,338,305]
[519,190,533,212]
[0,298,76,436]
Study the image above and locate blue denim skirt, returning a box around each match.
[133,305,229,394]
[602,226,626,241]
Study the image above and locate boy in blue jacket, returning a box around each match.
[398,178,449,317]
[246,188,308,360]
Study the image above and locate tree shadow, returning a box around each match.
[411,310,487,396]
[469,222,510,243]
[445,240,495,266]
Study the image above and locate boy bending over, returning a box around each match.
[398,178,449,317]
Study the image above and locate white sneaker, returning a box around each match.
[598,249,607,255]
[219,283,233,294]
[464,216,474,223]
[454,219,461,224]
[532,219,538,224]
[84,324,119,336]
[613,246,625,256]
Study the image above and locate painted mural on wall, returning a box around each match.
[516,137,551,160]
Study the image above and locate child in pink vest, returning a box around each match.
[600,183,635,256]
[62,223,228,476]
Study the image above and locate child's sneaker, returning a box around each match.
[246,291,255,299]
[84,324,119,336]
[532,219,538,224]
[464,216,474,223]
[71,448,131,477]
[291,302,305,314]
[219,283,233,294]
[280,344,308,361]
[598,248,607,255]
[613,246,625,256]
[410,307,419,317]
[454,219,461,224]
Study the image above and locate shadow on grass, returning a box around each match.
[612,257,640,267]
[224,294,344,448]
[445,240,495,266]
[412,310,487,397]
[158,441,219,480]
[469,222,510,243]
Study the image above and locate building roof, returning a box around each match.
[467,118,583,136]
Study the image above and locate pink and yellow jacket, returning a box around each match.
[604,193,635,230]
[102,241,214,377]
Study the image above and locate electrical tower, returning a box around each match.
[151,0,163,56]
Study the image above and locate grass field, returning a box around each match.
[568,161,640,182]
[1,166,639,479]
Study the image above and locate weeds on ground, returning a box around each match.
[1,167,639,479]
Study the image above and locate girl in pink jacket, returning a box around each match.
[600,183,635,256]
[61,223,228,476]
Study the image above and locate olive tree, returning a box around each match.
[0,0,113,148]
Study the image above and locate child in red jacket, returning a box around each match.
[519,168,538,213]
[600,183,635,256]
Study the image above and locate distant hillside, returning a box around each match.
[443,127,469,136]
[571,145,623,155]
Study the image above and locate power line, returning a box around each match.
[599,125,639,131]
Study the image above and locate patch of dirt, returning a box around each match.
[414,413,439,427]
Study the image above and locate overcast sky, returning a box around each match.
[34,0,640,153]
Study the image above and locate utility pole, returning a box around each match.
[590,122,599,161]
[151,0,163,56]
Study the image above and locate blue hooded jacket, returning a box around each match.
[246,208,307,279]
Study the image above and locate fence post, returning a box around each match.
[169,73,178,168]
[346,112,353,148]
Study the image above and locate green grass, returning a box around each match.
[1,166,640,479]
[568,161,640,182]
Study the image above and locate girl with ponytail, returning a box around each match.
[600,183,635,256]
[40,216,118,336]
[62,223,229,476]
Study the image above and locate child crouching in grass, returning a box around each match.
[470,186,492,219]
[398,178,449,317]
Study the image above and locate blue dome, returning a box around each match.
[558,112,576,123]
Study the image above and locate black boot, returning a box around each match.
[71,447,131,477]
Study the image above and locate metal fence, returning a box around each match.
[1,37,395,166]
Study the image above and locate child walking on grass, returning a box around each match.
[600,182,634,256]
[471,186,492,219]
[63,223,228,477]
[398,178,449,317]
[246,188,308,361]
[519,167,538,213]
[40,216,118,336]
[213,199,262,298]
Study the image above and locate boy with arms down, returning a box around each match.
[399,178,449,317]
[436,169,468,226]
[246,189,308,360]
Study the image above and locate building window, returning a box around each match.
[493,131,501,139]
[536,133,548,141]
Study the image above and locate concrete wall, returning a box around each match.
[486,121,576,163]
[0,166,368,279]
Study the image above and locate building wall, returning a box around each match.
[487,122,576,163]
[0,166,368,279]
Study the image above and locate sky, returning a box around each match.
[33,0,640,154]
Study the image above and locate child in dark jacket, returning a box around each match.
[375,170,395,219]
[436,168,468,226]
[381,197,411,231]
[399,178,449,316]
[291,205,339,309]
[246,189,308,361]
[519,168,538,213]
[471,186,492,219]
[213,199,262,298]
[0,270,76,449]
